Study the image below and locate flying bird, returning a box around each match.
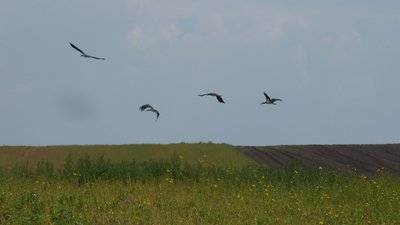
[261,92,282,105]
[69,42,105,60]
[139,104,160,120]
[198,93,225,103]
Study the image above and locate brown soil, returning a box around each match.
[237,144,400,176]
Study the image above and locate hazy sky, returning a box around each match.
[1,1,400,146]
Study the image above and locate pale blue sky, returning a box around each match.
[1,1,399,145]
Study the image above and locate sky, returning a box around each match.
[1,0,400,146]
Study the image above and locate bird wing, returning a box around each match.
[69,42,86,55]
[147,108,160,120]
[264,92,272,101]
[139,104,152,111]
[199,93,220,97]
[88,55,105,60]
[216,95,225,103]
[272,98,282,102]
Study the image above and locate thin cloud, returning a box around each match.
[293,47,311,81]
[127,1,295,49]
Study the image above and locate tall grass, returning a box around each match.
[0,154,399,224]
[0,143,252,169]
[2,153,352,186]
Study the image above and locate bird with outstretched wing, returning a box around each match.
[262,92,282,105]
[69,42,105,60]
[198,92,225,103]
[139,104,160,120]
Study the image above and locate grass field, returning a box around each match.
[1,144,399,224]
[0,143,253,169]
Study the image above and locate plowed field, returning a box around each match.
[238,144,400,176]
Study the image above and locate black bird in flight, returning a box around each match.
[261,92,282,105]
[139,104,160,120]
[69,42,105,60]
[198,92,225,103]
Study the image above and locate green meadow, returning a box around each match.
[0,144,399,224]
[0,143,252,169]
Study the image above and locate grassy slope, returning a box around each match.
[1,168,399,224]
[1,144,400,224]
[0,144,254,169]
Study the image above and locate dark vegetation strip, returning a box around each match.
[0,153,390,189]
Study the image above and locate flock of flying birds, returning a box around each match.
[69,42,282,121]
